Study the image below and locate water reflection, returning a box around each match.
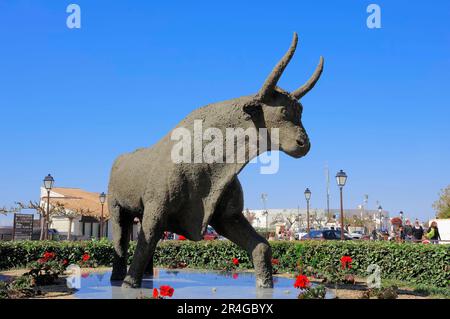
[73,269,333,299]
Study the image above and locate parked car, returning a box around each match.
[301,229,353,240]
[349,231,364,239]
[48,228,60,241]
[203,226,219,240]
[295,232,308,240]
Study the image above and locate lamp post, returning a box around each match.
[261,193,268,239]
[99,192,107,238]
[43,174,54,240]
[336,170,348,240]
[378,206,383,231]
[304,188,311,235]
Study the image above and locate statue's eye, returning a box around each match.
[281,108,289,117]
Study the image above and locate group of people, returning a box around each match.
[398,219,441,243]
[275,229,295,241]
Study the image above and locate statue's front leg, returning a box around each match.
[210,178,273,288]
[122,203,163,289]
[212,213,274,288]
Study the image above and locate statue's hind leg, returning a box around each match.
[143,217,161,276]
[122,202,163,288]
[110,202,134,281]
[210,178,274,288]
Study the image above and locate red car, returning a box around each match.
[203,227,218,240]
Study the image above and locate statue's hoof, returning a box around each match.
[122,276,142,289]
[256,278,274,289]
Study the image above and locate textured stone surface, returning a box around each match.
[108,33,324,288]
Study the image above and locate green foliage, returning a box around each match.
[360,285,399,299]
[0,275,36,299]
[26,259,65,286]
[298,285,327,299]
[0,240,448,288]
[0,238,116,270]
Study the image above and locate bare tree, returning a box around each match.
[0,206,21,215]
[310,210,325,228]
[16,201,66,240]
[433,185,450,219]
[284,213,298,231]
[243,209,257,226]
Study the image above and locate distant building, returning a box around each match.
[243,208,390,233]
[39,187,110,240]
[40,187,143,241]
[41,187,109,240]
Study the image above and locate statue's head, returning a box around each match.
[244,33,324,159]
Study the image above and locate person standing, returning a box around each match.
[371,229,378,241]
[403,219,413,242]
[425,221,441,244]
[411,220,424,242]
[399,226,406,242]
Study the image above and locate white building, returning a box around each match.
[40,187,112,240]
[243,208,390,233]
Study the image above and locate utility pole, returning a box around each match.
[325,163,330,216]
[360,194,368,224]
[261,193,268,239]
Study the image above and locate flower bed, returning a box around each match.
[0,240,448,288]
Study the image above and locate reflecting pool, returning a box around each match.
[72,268,334,299]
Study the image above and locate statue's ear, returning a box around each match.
[243,103,262,119]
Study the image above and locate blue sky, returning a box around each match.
[0,0,449,225]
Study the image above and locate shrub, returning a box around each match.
[0,275,37,299]
[0,240,448,288]
[25,251,66,286]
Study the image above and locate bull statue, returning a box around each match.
[108,32,324,288]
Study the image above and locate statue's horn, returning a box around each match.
[258,32,298,101]
[292,56,324,100]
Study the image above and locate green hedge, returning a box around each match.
[0,240,448,287]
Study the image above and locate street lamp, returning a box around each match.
[99,192,107,238]
[336,170,347,240]
[43,174,54,240]
[378,206,383,231]
[304,188,311,235]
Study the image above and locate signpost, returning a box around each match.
[12,213,34,241]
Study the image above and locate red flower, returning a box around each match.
[62,259,69,265]
[82,254,90,262]
[340,256,353,269]
[159,286,175,298]
[272,259,279,265]
[294,275,311,289]
[43,251,55,261]
[38,258,46,264]
[232,273,239,280]
[152,288,159,299]
[232,258,239,266]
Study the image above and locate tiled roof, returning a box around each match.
[44,187,109,219]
